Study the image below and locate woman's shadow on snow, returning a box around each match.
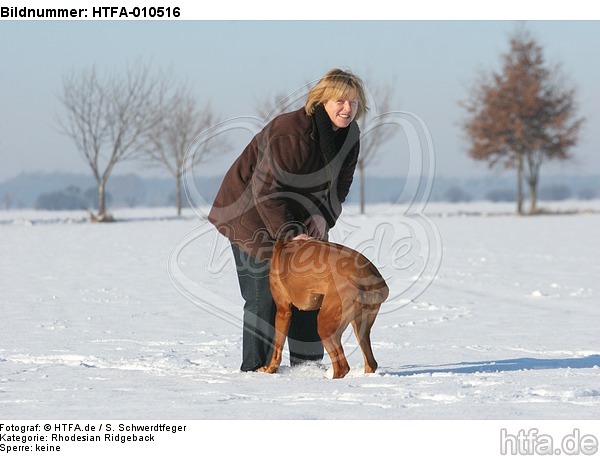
[385,354,600,376]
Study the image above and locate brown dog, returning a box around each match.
[259,238,389,379]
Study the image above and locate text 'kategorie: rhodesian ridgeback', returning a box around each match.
[259,238,389,379]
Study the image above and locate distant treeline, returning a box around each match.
[0,171,599,211]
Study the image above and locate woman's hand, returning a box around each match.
[292,233,311,241]
[303,214,327,240]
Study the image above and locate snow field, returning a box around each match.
[1,202,599,419]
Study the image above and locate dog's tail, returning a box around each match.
[354,262,389,305]
[358,284,389,306]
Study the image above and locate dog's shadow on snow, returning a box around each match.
[383,354,600,376]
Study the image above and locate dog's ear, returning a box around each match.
[274,238,285,251]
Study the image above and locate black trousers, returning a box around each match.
[231,244,324,372]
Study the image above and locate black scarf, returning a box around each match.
[313,104,359,168]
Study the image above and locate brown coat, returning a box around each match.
[208,107,360,260]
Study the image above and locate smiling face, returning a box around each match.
[323,93,359,131]
[305,69,368,123]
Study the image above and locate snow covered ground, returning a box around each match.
[1,200,599,420]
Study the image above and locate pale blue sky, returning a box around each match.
[1,20,599,181]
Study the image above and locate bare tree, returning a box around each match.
[254,91,290,120]
[145,87,223,215]
[461,28,584,214]
[58,62,170,219]
[356,82,397,214]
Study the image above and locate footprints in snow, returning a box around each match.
[383,301,471,328]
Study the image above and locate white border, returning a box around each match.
[2,0,595,20]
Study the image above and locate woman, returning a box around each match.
[209,68,367,372]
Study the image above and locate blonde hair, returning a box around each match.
[305,68,368,120]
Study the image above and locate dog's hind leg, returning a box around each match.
[321,334,350,379]
[317,296,351,379]
[351,303,381,374]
